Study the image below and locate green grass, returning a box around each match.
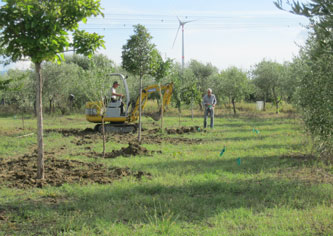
[0,110,332,235]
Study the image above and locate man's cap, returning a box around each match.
[113,81,119,85]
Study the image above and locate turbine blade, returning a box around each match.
[183,19,196,24]
[172,25,181,49]
[177,16,181,24]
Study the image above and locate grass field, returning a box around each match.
[0,105,333,235]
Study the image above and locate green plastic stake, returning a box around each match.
[256,130,260,134]
[198,127,201,131]
[219,146,226,157]
[236,158,241,165]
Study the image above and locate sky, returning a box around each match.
[7,0,310,71]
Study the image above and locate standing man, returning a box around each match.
[202,88,217,128]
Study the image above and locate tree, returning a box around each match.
[279,61,300,103]
[188,60,218,109]
[82,58,114,158]
[150,49,172,130]
[42,62,83,114]
[220,67,249,115]
[0,0,105,179]
[180,82,201,119]
[294,34,333,158]
[251,60,284,112]
[122,24,155,142]
[275,0,333,158]
[169,63,183,125]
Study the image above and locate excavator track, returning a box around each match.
[95,123,137,134]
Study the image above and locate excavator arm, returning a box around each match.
[129,82,173,122]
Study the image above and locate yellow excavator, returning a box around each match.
[85,73,173,133]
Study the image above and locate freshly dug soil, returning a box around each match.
[46,128,204,145]
[84,142,160,159]
[165,126,202,134]
[45,128,96,137]
[0,153,150,189]
[107,142,150,158]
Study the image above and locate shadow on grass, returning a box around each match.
[2,171,330,235]
[220,126,301,134]
[252,143,305,150]
[2,152,331,235]
[140,155,300,176]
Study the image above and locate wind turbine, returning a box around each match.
[172,17,195,70]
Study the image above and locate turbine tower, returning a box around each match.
[172,17,195,70]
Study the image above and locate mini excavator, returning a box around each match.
[85,73,173,133]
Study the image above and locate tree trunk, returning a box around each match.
[138,76,143,142]
[49,97,53,114]
[199,103,202,111]
[232,98,236,115]
[35,63,44,179]
[191,100,194,121]
[276,102,279,114]
[263,94,267,111]
[34,100,37,117]
[272,87,279,114]
[21,112,25,130]
[158,82,164,131]
[102,113,106,158]
[178,107,181,126]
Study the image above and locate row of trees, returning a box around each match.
[0,55,299,116]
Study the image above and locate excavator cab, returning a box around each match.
[85,73,173,133]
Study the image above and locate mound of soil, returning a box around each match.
[165,126,202,134]
[45,128,96,137]
[111,142,149,157]
[0,153,150,189]
[84,142,158,159]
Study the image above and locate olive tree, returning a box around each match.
[275,0,333,158]
[188,60,218,109]
[0,0,105,179]
[220,67,249,115]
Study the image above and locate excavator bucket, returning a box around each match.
[147,111,161,121]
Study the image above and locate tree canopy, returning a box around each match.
[122,24,155,78]
[0,0,105,179]
[0,0,105,63]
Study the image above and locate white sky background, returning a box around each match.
[6,0,309,71]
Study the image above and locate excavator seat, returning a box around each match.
[108,100,121,108]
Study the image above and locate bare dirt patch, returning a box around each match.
[82,142,162,159]
[45,128,96,137]
[0,153,150,189]
[46,127,205,145]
